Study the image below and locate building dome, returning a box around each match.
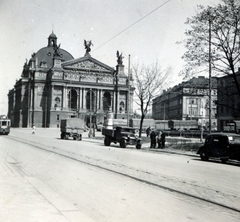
[49,32,57,38]
[32,32,74,69]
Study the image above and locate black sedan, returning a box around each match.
[197,132,240,163]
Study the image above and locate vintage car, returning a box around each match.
[102,126,142,149]
[197,133,240,163]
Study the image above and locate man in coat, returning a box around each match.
[161,131,166,148]
[150,130,157,148]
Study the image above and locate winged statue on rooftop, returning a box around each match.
[53,43,61,57]
[116,50,123,65]
[84,40,93,56]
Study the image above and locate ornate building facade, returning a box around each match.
[217,71,240,131]
[8,32,134,128]
[152,76,218,130]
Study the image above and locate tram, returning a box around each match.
[0,115,11,135]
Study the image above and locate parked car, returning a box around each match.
[197,133,240,163]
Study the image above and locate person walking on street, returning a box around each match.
[146,127,151,137]
[161,131,166,148]
[150,130,156,148]
[32,125,36,134]
[157,130,162,148]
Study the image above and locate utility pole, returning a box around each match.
[208,11,212,133]
[115,71,118,119]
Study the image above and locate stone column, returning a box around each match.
[64,86,69,110]
[99,89,102,110]
[117,90,119,113]
[78,87,81,111]
[62,86,65,109]
[82,88,86,110]
[94,89,97,111]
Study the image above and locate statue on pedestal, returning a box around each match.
[53,43,61,57]
[84,40,93,56]
[116,50,123,65]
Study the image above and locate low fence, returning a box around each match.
[164,130,209,139]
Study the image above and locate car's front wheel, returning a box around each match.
[200,148,209,161]
[120,138,126,148]
[104,137,111,146]
[136,144,141,149]
[76,134,82,141]
[220,158,228,164]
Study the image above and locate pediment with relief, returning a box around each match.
[62,57,113,73]
[71,61,108,71]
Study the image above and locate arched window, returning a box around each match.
[103,92,111,111]
[86,90,95,111]
[119,101,124,113]
[68,89,77,110]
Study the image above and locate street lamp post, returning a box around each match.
[208,10,213,134]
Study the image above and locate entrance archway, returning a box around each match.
[68,89,77,110]
[103,92,111,111]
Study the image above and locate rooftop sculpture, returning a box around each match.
[84,40,93,56]
[116,50,123,65]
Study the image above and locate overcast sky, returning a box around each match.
[0,0,222,114]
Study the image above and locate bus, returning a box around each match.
[0,115,11,135]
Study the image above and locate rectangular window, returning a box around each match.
[56,115,59,121]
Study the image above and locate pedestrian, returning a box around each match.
[157,130,162,148]
[161,131,166,148]
[150,130,156,148]
[146,126,151,137]
[32,125,36,134]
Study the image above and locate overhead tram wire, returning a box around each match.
[92,0,171,52]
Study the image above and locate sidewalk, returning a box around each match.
[0,146,71,221]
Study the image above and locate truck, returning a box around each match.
[102,126,142,149]
[60,118,84,141]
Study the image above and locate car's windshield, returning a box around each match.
[122,128,135,133]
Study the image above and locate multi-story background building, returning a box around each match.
[152,76,217,130]
[8,32,134,128]
[217,71,240,132]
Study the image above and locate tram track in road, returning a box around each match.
[6,135,240,216]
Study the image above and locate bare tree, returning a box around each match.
[132,61,170,137]
[180,0,240,111]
